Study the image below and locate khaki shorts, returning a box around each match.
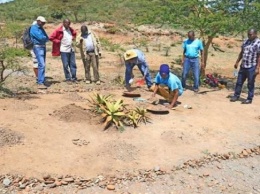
[30,50,38,68]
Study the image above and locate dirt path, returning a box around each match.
[0,88,259,178]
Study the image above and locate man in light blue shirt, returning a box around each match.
[30,16,49,89]
[151,64,183,109]
[181,31,204,92]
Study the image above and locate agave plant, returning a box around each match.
[126,107,151,128]
[87,93,113,114]
[134,107,150,124]
[126,110,140,128]
[100,99,126,130]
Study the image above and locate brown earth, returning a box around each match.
[0,22,260,193]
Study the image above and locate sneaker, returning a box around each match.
[95,80,101,85]
[194,89,199,93]
[85,80,91,84]
[241,99,252,104]
[230,96,239,102]
[38,84,47,89]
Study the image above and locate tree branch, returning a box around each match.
[211,43,225,52]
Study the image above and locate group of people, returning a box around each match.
[122,29,260,107]
[29,16,260,106]
[29,16,101,89]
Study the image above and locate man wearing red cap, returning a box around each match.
[151,64,183,109]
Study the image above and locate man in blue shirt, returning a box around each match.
[30,16,49,89]
[151,64,183,109]
[124,49,152,90]
[181,31,204,92]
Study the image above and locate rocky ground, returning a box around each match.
[1,146,260,194]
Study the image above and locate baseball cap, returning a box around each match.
[160,64,170,75]
[36,16,47,23]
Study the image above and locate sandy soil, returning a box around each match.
[0,23,260,193]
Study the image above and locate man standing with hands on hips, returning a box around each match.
[181,31,204,93]
[230,29,260,104]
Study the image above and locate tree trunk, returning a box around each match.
[73,12,79,22]
[0,60,5,83]
[202,36,214,76]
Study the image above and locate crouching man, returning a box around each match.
[151,64,184,109]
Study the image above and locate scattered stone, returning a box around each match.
[98,180,107,188]
[63,177,74,182]
[154,166,160,172]
[44,180,54,184]
[43,175,50,180]
[19,184,26,189]
[3,178,11,187]
[242,150,248,157]
[107,184,115,190]
[55,181,62,186]
[61,181,68,185]
[47,183,56,188]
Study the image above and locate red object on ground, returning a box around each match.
[136,79,145,86]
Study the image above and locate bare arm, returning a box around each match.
[169,89,178,108]
[152,84,159,97]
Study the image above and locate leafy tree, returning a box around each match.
[37,0,85,22]
[132,0,260,75]
[0,25,28,83]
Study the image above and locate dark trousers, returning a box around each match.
[83,52,99,82]
[234,66,256,100]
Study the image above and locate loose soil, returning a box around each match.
[0,22,260,193]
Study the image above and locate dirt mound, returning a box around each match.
[100,141,139,162]
[53,103,95,123]
[63,92,86,102]
[0,128,23,147]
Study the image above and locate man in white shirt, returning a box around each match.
[49,19,77,82]
[76,25,101,84]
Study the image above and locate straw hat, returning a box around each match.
[124,49,137,61]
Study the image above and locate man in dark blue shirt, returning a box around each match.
[30,16,49,89]
[230,29,260,104]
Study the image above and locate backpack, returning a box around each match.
[22,27,33,50]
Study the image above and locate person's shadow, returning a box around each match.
[44,77,60,87]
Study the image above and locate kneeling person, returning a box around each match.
[151,64,183,109]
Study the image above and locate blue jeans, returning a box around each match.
[234,66,256,100]
[182,57,200,90]
[60,52,77,80]
[125,63,152,88]
[33,46,46,84]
